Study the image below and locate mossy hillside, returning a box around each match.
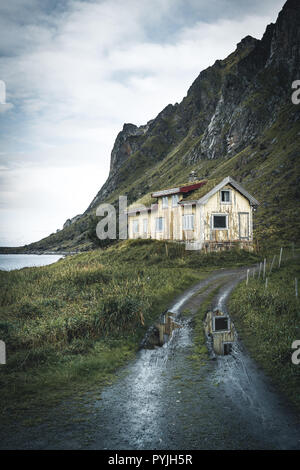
[208,104,300,244]
[87,102,300,249]
[105,103,299,248]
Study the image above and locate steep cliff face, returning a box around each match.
[87,0,299,211]
[200,0,300,161]
[13,0,300,252]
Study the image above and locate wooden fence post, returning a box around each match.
[258,262,262,280]
[269,255,276,275]
[265,277,268,289]
[246,269,249,285]
[263,258,266,280]
[278,247,283,268]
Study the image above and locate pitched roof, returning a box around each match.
[180,176,259,206]
[181,178,223,201]
[151,180,208,197]
[127,176,259,215]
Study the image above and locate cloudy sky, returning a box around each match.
[0,0,286,246]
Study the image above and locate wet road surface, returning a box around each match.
[1,268,299,449]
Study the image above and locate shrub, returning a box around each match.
[94,291,150,334]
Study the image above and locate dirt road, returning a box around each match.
[1,267,299,449]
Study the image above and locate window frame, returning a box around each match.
[220,189,231,204]
[182,214,194,231]
[155,217,164,232]
[162,196,169,209]
[133,220,139,234]
[212,213,228,230]
[143,218,148,234]
[172,194,179,207]
[213,315,230,332]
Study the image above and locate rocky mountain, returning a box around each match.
[7,0,300,252]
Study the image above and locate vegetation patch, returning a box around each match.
[229,257,300,411]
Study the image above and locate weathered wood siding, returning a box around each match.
[202,184,252,243]
[127,184,253,246]
[151,195,184,241]
[204,310,235,355]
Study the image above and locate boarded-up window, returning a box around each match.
[213,215,227,229]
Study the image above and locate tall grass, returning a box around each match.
[229,257,300,410]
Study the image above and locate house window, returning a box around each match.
[133,220,139,234]
[172,194,179,207]
[212,214,228,229]
[155,217,164,232]
[183,214,194,230]
[162,196,169,209]
[143,219,148,234]
[221,190,231,203]
[213,316,230,332]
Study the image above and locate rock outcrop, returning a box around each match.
[63,214,82,229]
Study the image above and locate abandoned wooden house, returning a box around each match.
[127,175,259,250]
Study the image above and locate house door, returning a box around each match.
[238,212,249,239]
